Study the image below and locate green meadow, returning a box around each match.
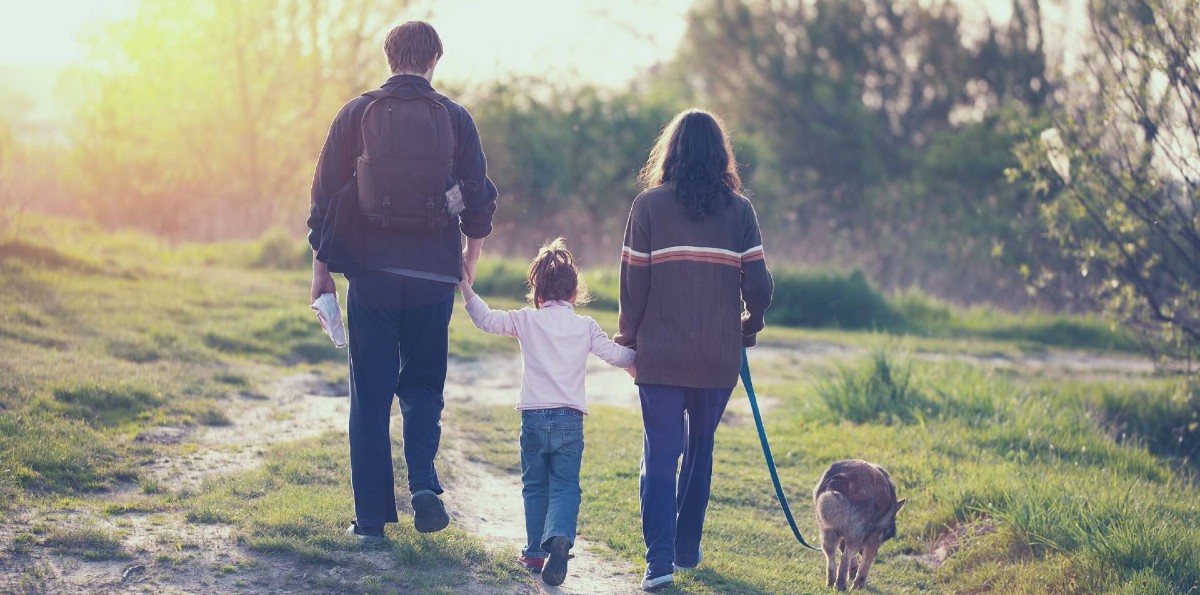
[1,217,1197,593]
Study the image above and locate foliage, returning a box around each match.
[770,270,898,329]
[1015,0,1200,352]
[670,0,1055,307]
[469,79,683,227]
[68,0,402,238]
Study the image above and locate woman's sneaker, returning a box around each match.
[411,490,450,533]
[518,555,545,573]
[641,570,674,591]
[541,536,570,586]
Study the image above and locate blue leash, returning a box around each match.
[740,346,820,551]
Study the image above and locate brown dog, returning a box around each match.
[813,459,905,590]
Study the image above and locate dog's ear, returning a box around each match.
[894,498,906,513]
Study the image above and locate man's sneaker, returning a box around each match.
[411,490,450,533]
[541,536,570,586]
[641,570,674,591]
[346,521,387,543]
[673,546,703,571]
[518,555,545,573]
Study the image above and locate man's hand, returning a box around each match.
[462,237,484,286]
[311,253,336,302]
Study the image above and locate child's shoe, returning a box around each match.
[518,555,545,573]
[541,536,571,586]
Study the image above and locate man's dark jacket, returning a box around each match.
[306,74,498,279]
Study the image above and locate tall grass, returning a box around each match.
[816,350,929,424]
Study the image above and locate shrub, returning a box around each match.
[249,228,309,270]
[471,259,531,302]
[760,269,898,329]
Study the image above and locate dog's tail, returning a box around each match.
[815,490,851,528]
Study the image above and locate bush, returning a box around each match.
[764,269,898,329]
[249,228,310,270]
[471,259,530,302]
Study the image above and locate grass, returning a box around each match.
[2,214,1195,593]
[0,216,511,504]
[183,432,523,591]
[41,525,131,561]
[454,351,1200,594]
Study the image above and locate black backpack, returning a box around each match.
[355,85,455,232]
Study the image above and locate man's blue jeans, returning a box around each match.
[346,271,454,527]
[520,407,585,558]
[639,384,733,577]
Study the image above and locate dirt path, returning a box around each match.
[441,427,644,594]
[1,362,646,594]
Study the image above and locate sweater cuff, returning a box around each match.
[743,333,758,348]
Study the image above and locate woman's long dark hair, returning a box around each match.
[637,109,742,220]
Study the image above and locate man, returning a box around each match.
[306,20,498,541]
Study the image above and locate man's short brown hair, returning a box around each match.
[384,21,443,74]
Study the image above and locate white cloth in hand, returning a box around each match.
[311,293,347,348]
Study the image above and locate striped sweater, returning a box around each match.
[615,185,773,389]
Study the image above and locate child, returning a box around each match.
[458,237,635,587]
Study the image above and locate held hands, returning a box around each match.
[462,245,481,286]
[458,264,477,301]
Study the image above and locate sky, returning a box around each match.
[0,0,694,86]
[0,0,1083,78]
[0,0,1085,132]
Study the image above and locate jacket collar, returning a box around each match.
[541,300,574,310]
[383,74,435,92]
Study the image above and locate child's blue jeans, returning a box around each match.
[520,407,584,558]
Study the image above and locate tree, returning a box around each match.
[674,0,1057,306]
[70,0,401,239]
[1016,0,1200,351]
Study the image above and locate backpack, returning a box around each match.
[355,85,456,232]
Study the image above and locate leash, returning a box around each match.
[740,346,821,551]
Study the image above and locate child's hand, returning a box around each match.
[458,267,476,300]
[624,364,637,379]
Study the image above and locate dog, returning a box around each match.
[813,459,905,590]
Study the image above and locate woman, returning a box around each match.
[615,109,773,591]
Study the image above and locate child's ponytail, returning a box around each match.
[527,237,590,307]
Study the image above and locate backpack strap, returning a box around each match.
[363,85,447,103]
